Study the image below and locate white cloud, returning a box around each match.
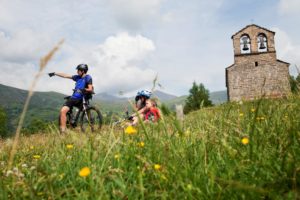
[278,0,300,15]
[0,62,36,90]
[161,12,175,23]
[89,32,156,94]
[273,27,300,75]
[0,0,110,42]
[0,32,157,95]
[0,29,53,63]
[109,0,163,30]
[4,0,298,97]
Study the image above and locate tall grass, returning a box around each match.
[0,96,299,199]
[8,39,64,169]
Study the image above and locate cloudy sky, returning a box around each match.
[1,0,300,96]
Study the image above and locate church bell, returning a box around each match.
[242,37,249,51]
[259,36,266,49]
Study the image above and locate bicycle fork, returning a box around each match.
[82,98,89,120]
[82,98,93,129]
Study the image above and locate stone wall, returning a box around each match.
[227,60,290,101]
[234,52,277,65]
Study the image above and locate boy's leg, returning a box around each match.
[60,106,70,133]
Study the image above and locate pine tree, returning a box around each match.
[184,82,212,114]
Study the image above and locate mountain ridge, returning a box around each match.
[0,83,227,133]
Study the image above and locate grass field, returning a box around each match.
[0,96,299,199]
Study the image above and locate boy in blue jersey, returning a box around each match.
[48,64,93,133]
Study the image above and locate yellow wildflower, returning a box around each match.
[79,167,91,177]
[241,137,249,145]
[187,184,193,190]
[239,113,244,117]
[58,173,64,180]
[251,108,255,112]
[66,144,73,149]
[114,154,120,160]
[37,192,43,196]
[33,155,41,159]
[137,142,145,148]
[184,129,191,136]
[154,164,161,170]
[125,125,137,135]
[160,174,168,181]
[30,146,34,150]
[256,116,265,121]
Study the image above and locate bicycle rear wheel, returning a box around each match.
[80,107,103,132]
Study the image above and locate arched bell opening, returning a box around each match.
[240,34,251,54]
[257,33,268,52]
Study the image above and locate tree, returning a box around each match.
[160,103,171,116]
[184,82,212,114]
[22,118,49,135]
[290,75,300,94]
[0,107,8,138]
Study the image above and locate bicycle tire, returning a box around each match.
[80,107,103,132]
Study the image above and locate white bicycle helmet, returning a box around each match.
[135,90,152,101]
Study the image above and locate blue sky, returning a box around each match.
[0,0,299,96]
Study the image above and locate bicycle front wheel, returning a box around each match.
[80,107,103,132]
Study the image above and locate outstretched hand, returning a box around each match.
[48,72,55,77]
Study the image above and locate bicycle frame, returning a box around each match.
[67,96,91,127]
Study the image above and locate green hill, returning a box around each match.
[0,84,131,133]
[0,84,65,132]
[0,83,228,134]
[164,90,227,109]
[210,90,228,104]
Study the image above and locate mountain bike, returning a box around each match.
[112,110,132,127]
[59,94,103,132]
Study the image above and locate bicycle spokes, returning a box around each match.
[80,107,102,132]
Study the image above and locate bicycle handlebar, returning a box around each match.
[73,89,95,95]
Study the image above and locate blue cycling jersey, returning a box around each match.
[71,75,93,100]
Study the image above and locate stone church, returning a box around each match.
[226,24,291,101]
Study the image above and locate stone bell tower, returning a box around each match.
[226,24,291,101]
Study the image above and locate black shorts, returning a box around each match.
[63,98,82,109]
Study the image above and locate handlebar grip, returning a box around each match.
[48,72,55,77]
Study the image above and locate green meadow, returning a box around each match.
[0,97,299,199]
